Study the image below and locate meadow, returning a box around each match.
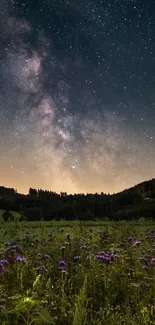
[0,219,155,324]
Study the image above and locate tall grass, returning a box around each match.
[0,219,155,324]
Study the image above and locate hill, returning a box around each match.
[0,178,155,221]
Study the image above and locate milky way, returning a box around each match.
[0,0,155,194]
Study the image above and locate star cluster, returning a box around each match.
[0,0,155,194]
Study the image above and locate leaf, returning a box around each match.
[38,309,53,324]
[15,301,28,312]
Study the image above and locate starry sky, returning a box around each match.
[0,0,155,195]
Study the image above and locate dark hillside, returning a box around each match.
[0,179,155,221]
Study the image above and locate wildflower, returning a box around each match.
[36,265,46,271]
[0,259,9,264]
[74,256,80,260]
[16,256,25,262]
[60,246,65,249]
[95,254,105,259]
[61,269,68,276]
[142,265,148,269]
[59,260,67,267]
[6,244,20,252]
[133,240,141,247]
[151,258,155,264]
[105,257,111,263]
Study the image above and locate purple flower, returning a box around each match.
[59,260,67,267]
[6,244,20,252]
[36,265,46,271]
[151,258,155,264]
[133,240,141,247]
[60,246,66,250]
[61,269,67,273]
[105,257,111,263]
[74,256,80,260]
[0,259,9,264]
[95,254,105,259]
[142,265,148,269]
[16,256,25,262]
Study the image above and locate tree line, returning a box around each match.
[0,184,150,221]
[1,179,155,221]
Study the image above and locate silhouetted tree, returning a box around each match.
[29,188,38,197]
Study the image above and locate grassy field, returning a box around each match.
[0,219,155,324]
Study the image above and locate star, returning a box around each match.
[0,0,154,195]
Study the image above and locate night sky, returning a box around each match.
[0,0,155,194]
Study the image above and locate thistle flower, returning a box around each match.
[58,260,67,267]
[0,259,9,264]
[105,257,111,262]
[16,256,25,262]
[36,265,46,271]
[6,244,20,252]
[74,256,80,260]
[151,258,155,264]
[95,254,105,259]
[133,240,141,247]
[60,246,65,250]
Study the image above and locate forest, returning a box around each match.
[0,178,155,222]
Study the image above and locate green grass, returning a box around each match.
[0,220,155,324]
